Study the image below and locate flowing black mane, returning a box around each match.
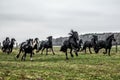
[60,30,79,59]
[106,34,114,41]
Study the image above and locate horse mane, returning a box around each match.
[106,34,114,41]
[47,36,52,39]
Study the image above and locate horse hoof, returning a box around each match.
[103,52,106,54]
[66,58,69,60]
[16,55,19,58]
[30,60,34,61]
[71,55,74,57]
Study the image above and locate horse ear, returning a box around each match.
[111,34,114,36]
[68,33,72,35]
[47,36,50,39]
[50,36,52,38]
[71,29,74,33]
[69,29,74,35]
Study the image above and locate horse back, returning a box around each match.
[97,40,106,48]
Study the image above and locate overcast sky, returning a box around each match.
[0,0,120,43]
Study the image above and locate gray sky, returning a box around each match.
[0,0,120,43]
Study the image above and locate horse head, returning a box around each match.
[91,35,98,45]
[6,37,10,41]
[93,35,98,41]
[47,36,52,42]
[28,38,33,47]
[69,30,79,41]
[106,34,116,42]
[10,38,16,45]
[11,38,16,42]
[34,38,39,43]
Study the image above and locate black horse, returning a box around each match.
[16,38,39,61]
[68,39,83,55]
[94,34,116,56]
[37,36,55,55]
[60,30,79,60]
[2,37,16,54]
[9,38,16,53]
[81,35,98,54]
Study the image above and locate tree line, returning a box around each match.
[52,32,120,46]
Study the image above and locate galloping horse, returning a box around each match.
[9,38,16,53]
[16,38,39,61]
[37,36,55,55]
[94,34,116,56]
[2,37,16,54]
[60,30,79,60]
[81,35,98,53]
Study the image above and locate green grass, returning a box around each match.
[0,47,120,80]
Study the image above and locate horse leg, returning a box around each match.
[30,52,33,61]
[75,49,78,56]
[73,48,78,56]
[10,47,12,53]
[46,48,48,55]
[23,52,27,61]
[65,50,69,60]
[71,45,78,56]
[7,48,10,55]
[41,47,45,55]
[70,48,74,57]
[85,48,86,54]
[51,48,55,55]
[108,48,111,56]
[16,48,22,58]
[21,52,26,61]
[89,47,92,54]
[103,48,107,54]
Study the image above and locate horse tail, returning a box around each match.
[60,40,68,52]
[60,45,67,52]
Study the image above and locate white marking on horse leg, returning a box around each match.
[30,58,33,61]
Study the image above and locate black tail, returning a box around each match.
[60,45,67,52]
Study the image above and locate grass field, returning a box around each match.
[0,47,120,80]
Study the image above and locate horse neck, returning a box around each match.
[79,40,82,45]
[106,38,112,44]
[48,39,52,44]
[91,38,96,44]
[10,41,15,46]
[69,36,77,44]
[32,41,38,49]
